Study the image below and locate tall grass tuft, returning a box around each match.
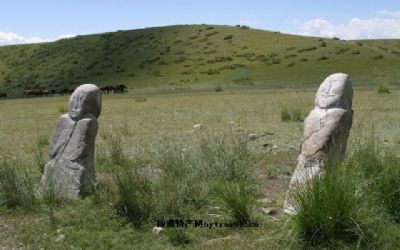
[33,135,49,173]
[213,180,255,224]
[348,140,400,222]
[280,106,307,122]
[155,141,204,217]
[0,159,37,209]
[197,130,249,181]
[101,131,126,166]
[290,164,376,248]
[114,166,154,228]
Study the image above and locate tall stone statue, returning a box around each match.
[283,73,353,214]
[40,84,102,199]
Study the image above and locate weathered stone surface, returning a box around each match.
[283,73,353,214]
[40,84,101,199]
[193,124,203,130]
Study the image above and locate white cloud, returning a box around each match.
[378,10,400,18]
[0,31,51,45]
[0,32,78,46]
[296,11,400,40]
[58,34,77,39]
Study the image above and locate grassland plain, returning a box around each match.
[0,88,399,249]
[1,25,400,97]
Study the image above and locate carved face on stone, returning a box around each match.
[68,84,102,119]
[315,73,353,109]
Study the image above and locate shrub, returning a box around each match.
[224,34,234,40]
[317,56,328,61]
[214,85,223,92]
[377,83,391,94]
[280,106,307,122]
[0,159,37,209]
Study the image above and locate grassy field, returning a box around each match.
[1,24,400,96]
[0,87,399,249]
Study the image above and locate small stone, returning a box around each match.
[152,226,163,236]
[248,133,259,140]
[55,234,65,242]
[193,124,203,130]
[261,207,278,216]
[257,197,272,204]
[56,229,62,234]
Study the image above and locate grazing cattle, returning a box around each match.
[0,93,7,99]
[41,89,51,97]
[23,89,52,97]
[60,87,75,95]
[110,84,128,94]
[94,84,128,95]
[24,89,40,97]
[100,85,111,94]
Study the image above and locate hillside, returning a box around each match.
[1,24,400,95]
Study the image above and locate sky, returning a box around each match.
[1,0,400,45]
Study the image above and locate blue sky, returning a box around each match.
[1,0,400,45]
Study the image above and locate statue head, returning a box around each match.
[68,84,102,119]
[315,73,353,110]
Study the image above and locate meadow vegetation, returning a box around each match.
[1,24,400,97]
[0,88,399,249]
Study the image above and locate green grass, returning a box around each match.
[1,24,400,96]
[280,105,307,122]
[0,159,37,209]
[290,164,377,248]
[213,181,256,224]
[288,138,400,249]
[0,88,399,249]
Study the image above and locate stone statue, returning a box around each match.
[283,73,353,214]
[40,84,102,199]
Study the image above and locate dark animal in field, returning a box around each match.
[101,84,127,94]
[60,88,76,95]
[23,89,52,97]
[111,84,128,94]
[24,89,41,97]
[100,85,111,94]
[0,93,7,99]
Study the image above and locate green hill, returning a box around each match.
[1,24,400,95]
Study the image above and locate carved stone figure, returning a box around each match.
[283,73,353,214]
[40,84,102,199]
